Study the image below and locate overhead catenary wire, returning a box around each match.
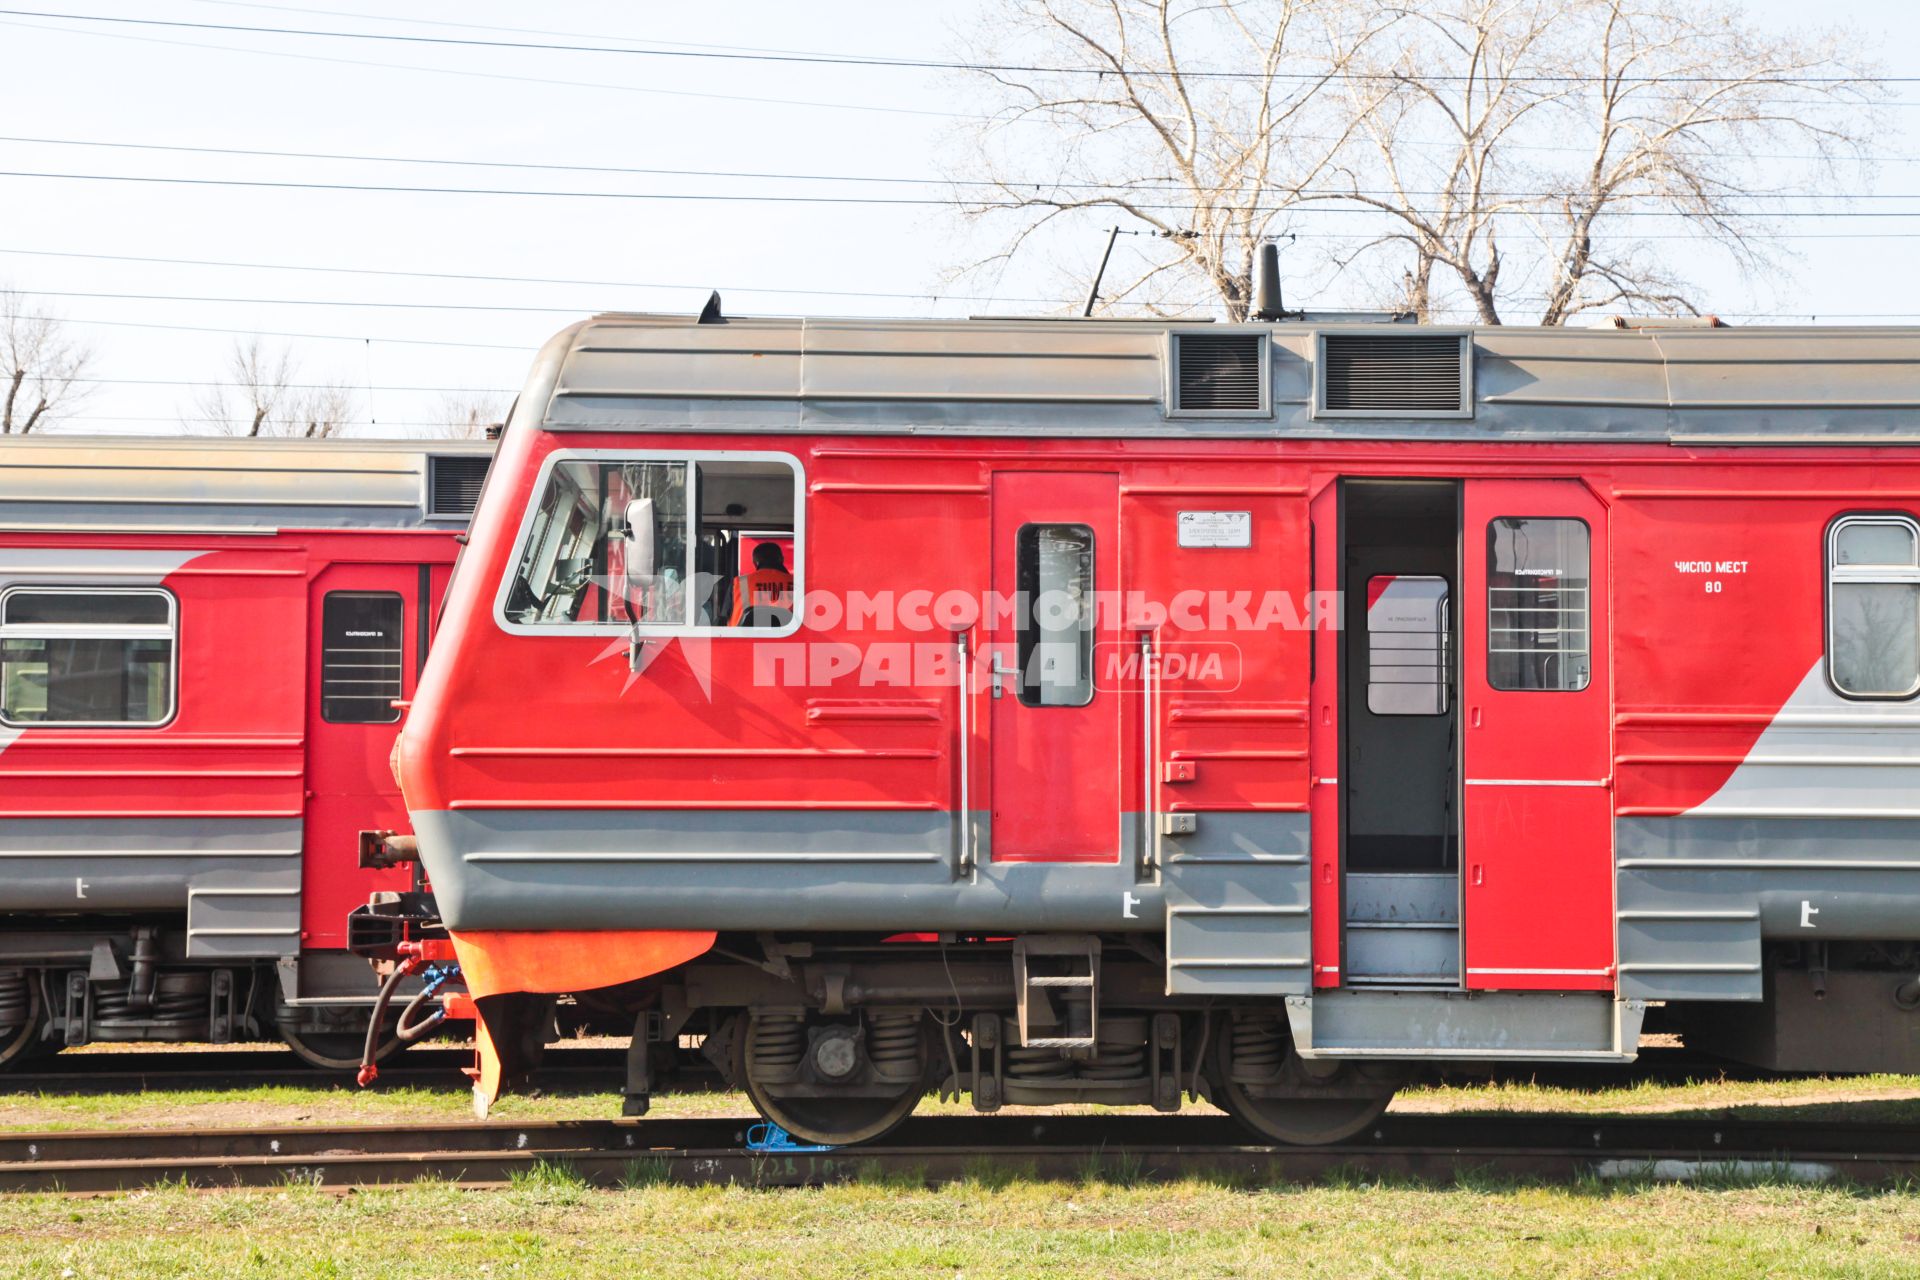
[0,247,1111,305]
[54,414,488,428]
[4,8,1914,87]
[65,377,517,392]
[10,11,1913,137]
[15,288,1920,323]
[12,311,535,351]
[7,166,1920,217]
[4,134,1920,197]
[0,15,980,122]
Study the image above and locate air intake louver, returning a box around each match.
[428,455,491,517]
[1320,334,1469,415]
[1172,333,1267,414]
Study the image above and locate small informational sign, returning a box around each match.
[1177,510,1252,548]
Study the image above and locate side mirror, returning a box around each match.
[621,498,656,616]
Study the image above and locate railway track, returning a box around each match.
[3,1114,1914,1192]
[0,1046,630,1091]
[0,1045,1777,1093]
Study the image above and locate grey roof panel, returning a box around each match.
[0,436,494,533]
[532,313,1920,443]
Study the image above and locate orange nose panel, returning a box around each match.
[449,928,716,999]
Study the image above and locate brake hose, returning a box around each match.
[356,957,417,1087]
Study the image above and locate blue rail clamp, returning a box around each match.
[745,1122,838,1154]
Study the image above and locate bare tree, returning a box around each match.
[951,0,1880,322]
[189,339,356,438]
[284,380,358,439]
[951,0,1396,318]
[1,287,92,433]
[1325,0,1883,323]
[427,391,509,439]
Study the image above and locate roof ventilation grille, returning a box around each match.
[428,454,492,518]
[1319,333,1470,416]
[1170,332,1268,416]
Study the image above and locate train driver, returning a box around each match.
[728,540,794,627]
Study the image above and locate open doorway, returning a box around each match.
[1341,480,1461,987]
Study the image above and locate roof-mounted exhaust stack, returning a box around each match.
[1251,241,1287,322]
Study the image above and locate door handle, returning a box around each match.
[990,655,1020,699]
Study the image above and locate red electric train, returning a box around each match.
[376,300,1920,1144]
[0,435,489,1068]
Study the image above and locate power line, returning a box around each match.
[70,377,516,392]
[53,415,482,428]
[21,311,533,350]
[0,248,1077,305]
[6,134,1920,197]
[15,288,595,315]
[22,288,1920,325]
[0,15,977,122]
[9,166,1920,217]
[5,8,1911,87]
[184,0,866,62]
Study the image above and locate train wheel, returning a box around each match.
[1210,1010,1399,1146]
[280,1024,409,1073]
[0,971,46,1069]
[734,1011,925,1147]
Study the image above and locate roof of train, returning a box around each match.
[0,435,494,534]
[516,311,1920,445]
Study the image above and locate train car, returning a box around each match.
[0,435,490,1068]
[388,302,1920,1143]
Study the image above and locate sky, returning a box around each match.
[2,0,1918,437]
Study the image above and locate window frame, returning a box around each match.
[1365,573,1451,718]
[1014,521,1097,709]
[320,590,406,725]
[0,584,179,729]
[1484,515,1592,694]
[494,448,806,639]
[1826,513,1920,702]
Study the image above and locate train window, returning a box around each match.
[1016,523,1095,707]
[321,592,404,724]
[1367,575,1449,715]
[501,452,801,635]
[1486,518,1591,692]
[1828,515,1920,699]
[0,587,175,726]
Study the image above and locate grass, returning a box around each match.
[8,1060,1920,1275]
[2,1172,1919,1278]
[1396,1072,1920,1122]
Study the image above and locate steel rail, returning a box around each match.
[5,1114,1919,1193]
[0,1046,632,1091]
[0,1046,1788,1092]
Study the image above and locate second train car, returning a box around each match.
[0,435,489,1068]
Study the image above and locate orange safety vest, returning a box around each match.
[728,568,793,626]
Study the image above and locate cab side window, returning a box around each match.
[1829,515,1920,699]
[502,454,800,633]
